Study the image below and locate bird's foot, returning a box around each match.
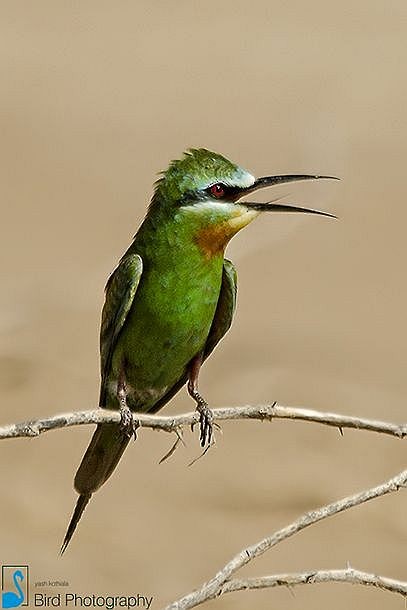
[191,394,213,447]
[119,405,139,440]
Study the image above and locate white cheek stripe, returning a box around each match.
[179,200,238,215]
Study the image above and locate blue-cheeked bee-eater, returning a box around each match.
[61,148,336,553]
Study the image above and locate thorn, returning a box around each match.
[286,584,296,598]
[188,439,215,467]
[159,437,181,464]
[175,427,186,447]
[268,400,278,421]
[214,421,222,435]
[158,428,186,464]
[338,426,344,437]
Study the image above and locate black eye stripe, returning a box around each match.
[205,183,239,200]
[179,184,243,206]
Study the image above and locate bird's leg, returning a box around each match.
[117,365,138,440]
[188,353,213,447]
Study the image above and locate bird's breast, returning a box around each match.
[109,252,224,410]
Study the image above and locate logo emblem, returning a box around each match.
[1,567,28,609]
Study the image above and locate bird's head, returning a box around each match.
[151,148,337,257]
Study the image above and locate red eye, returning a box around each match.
[210,183,225,198]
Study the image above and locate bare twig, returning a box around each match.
[0,404,406,441]
[220,567,407,598]
[164,469,407,609]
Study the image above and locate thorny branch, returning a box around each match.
[0,403,406,440]
[217,567,407,597]
[1,406,406,607]
[164,469,407,609]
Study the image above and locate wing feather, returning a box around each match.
[99,254,143,406]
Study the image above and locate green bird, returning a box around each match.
[61,148,336,553]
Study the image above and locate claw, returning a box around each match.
[119,406,139,440]
[196,398,213,447]
[187,355,214,447]
[117,369,138,440]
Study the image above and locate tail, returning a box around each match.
[60,493,91,555]
[60,423,130,554]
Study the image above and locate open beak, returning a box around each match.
[236,174,338,218]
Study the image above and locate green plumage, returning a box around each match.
[61,148,335,553]
[61,150,243,553]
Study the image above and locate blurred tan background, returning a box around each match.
[0,1,406,608]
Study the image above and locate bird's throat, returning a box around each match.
[195,206,259,258]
